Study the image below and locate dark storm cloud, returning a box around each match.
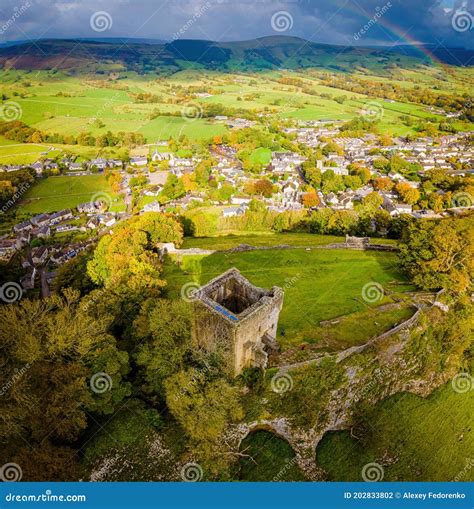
[0,0,472,48]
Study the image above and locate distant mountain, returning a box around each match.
[0,36,471,74]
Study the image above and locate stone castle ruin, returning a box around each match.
[192,268,284,376]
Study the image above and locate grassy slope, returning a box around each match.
[316,383,474,481]
[1,65,471,155]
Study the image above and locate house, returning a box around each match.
[87,217,100,229]
[325,193,339,206]
[31,161,43,175]
[56,225,79,233]
[77,201,102,214]
[37,226,51,238]
[396,203,413,215]
[13,220,33,234]
[151,151,171,162]
[129,156,148,167]
[31,246,49,266]
[222,205,248,218]
[90,158,108,171]
[30,213,50,227]
[0,239,18,260]
[49,209,73,224]
[142,201,161,213]
[231,196,252,205]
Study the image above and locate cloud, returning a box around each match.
[0,0,471,49]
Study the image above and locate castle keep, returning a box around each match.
[192,268,284,376]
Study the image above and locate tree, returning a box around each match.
[395,182,420,205]
[0,289,131,477]
[373,177,393,191]
[165,369,243,473]
[301,191,320,208]
[253,179,273,197]
[134,299,192,399]
[399,215,473,293]
[87,213,182,297]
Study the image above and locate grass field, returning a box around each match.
[1,66,472,145]
[164,237,413,350]
[19,175,126,213]
[316,382,474,481]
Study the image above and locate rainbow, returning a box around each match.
[346,1,443,66]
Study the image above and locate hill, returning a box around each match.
[0,36,471,74]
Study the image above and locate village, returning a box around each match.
[1,118,473,297]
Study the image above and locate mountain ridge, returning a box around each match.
[0,36,472,73]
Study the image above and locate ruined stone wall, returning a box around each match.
[234,291,284,374]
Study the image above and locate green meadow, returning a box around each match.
[316,382,474,481]
[19,174,125,213]
[163,238,414,350]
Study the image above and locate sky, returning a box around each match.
[0,0,472,49]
